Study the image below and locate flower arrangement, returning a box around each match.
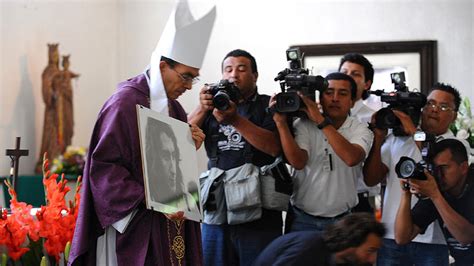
[51,146,87,176]
[450,97,474,148]
[1,153,82,266]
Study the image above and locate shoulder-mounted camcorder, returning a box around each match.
[271,48,327,116]
[371,72,426,136]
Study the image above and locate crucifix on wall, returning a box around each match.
[5,137,29,191]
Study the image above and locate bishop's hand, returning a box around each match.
[190,124,205,150]
[165,211,185,222]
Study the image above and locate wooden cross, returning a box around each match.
[5,137,29,191]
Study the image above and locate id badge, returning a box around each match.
[323,149,333,172]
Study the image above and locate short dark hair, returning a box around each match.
[160,56,178,68]
[431,82,462,111]
[325,72,358,100]
[432,138,468,164]
[221,49,258,74]
[339,53,374,84]
[145,117,184,195]
[323,213,386,252]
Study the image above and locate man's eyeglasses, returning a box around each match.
[424,101,455,112]
[171,68,200,84]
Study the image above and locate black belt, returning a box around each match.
[358,192,370,198]
[313,210,351,220]
[294,205,350,220]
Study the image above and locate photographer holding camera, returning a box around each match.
[363,83,470,265]
[188,49,283,266]
[395,138,474,265]
[271,72,373,233]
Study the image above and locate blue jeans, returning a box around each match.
[202,211,282,266]
[377,238,449,266]
[287,205,348,234]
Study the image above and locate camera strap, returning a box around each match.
[208,94,260,168]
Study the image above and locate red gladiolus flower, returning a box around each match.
[36,155,82,262]
[1,153,83,262]
[2,180,38,261]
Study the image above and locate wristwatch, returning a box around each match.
[317,116,332,129]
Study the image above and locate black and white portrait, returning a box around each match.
[137,105,202,222]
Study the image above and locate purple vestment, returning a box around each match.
[68,74,202,266]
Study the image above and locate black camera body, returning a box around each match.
[208,79,242,111]
[273,48,327,114]
[371,72,427,136]
[395,132,436,191]
[395,156,428,180]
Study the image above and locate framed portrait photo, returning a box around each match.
[137,105,202,222]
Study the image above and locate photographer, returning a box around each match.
[188,49,283,266]
[271,72,373,233]
[339,53,380,213]
[363,83,470,265]
[395,139,474,265]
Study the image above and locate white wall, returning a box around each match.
[0,0,118,175]
[122,0,473,112]
[0,0,472,176]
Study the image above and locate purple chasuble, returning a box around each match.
[68,74,202,266]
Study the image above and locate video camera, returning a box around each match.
[207,79,242,111]
[395,131,436,192]
[370,72,427,136]
[271,48,327,115]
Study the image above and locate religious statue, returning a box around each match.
[58,55,80,149]
[36,44,80,173]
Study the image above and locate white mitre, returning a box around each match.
[148,0,216,114]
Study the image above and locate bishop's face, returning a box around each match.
[160,61,200,100]
[157,132,178,192]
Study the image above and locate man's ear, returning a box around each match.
[452,112,458,124]
[460,161,469,177]
[365,79,373,90]
[159,60,167,71]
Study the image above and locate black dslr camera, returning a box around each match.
[371,72,427,136]
[208,79,242,111]
[395,157,428,181]
[395,131,435,190]
[272,48,327,115]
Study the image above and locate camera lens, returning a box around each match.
[375,107,400,129]
[399,160,415,178]
[285,97,295,105]
[383,112,398,126]
[213,91,230,111]
[395,156,416,179]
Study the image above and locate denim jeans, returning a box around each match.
[377,238,449,266]
[202,211,282,266]
[287,205,348,234]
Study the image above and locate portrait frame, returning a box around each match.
[137,105,202,222]
[291,40,437,95]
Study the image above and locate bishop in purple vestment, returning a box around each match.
[68,57,204,265]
